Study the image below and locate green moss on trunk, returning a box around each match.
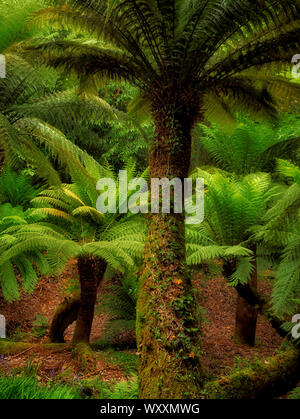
[0,341,70,355]
[204,348,300,399]
[0,341,34,355]
[137,106,204,399]
[73,342,96,372]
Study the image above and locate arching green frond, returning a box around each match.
[228,257,255,286]
[14,254,38,293]
[26,251,51,276]
[271,239,300,317]
[22,37,147,87]
[12,89,120,130]
[0,170,42,208]
[0,260,20,302]
[72,206,104,223]
[18,0,300,124]
[81,241,135,272]
[31,207,74,222]
[100,217,146,241]
[22,118,106,183]
[277,159,300,184]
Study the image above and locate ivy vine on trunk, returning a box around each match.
[137,101,204,398]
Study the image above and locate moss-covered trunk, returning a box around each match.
[204,346,300,399]
[233,247,258,346]
[137,101,204,399]
[72,257,107,344]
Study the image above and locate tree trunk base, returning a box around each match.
[137,215,204,399]
[72,258,106,345]
[49,293,81,343]
[73,342,96,372]
[233,293,258,347]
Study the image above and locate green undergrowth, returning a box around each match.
[0,370,139,399]
[288,387,300,399]
[0,372,80,399]
[95,349,138,377]
[91,319,136,350]
[80,374,138,399]
[0,352,138,399]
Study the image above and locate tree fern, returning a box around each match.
[255,160,300,317]
[0,1,129,187]
[29,161,147,273]
[193,115,300,174]
[186,172,278,286]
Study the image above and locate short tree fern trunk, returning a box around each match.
[72,257,107,344]
[49,293,80,343]
[233,287,258,346]
[225,246,258,347]
[137,104,204,399]
[233,255,258,346]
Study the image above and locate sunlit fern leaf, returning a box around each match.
[31,208,74,222]
[72,206,104,224]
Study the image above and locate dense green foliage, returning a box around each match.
[194,115,300,174]
[0,0,300,401]
[187,172,279,284]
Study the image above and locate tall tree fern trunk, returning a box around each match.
[73,257,107,344]
[233,248,258,346]
[137,102,204,399]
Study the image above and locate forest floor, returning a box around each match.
[195,268,282,377]
[0,261,283,388]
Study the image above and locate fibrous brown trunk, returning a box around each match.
[49,293,81,343]
[234,288,258,346]
[137,100,204,399]
[234,282,286,338]
[223,252,258,347]
[233,248,258,346]
[72,257,107,344]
